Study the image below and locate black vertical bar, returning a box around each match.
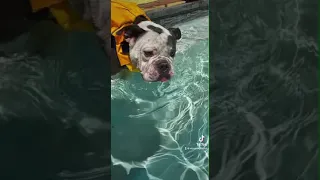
[210,0,318,179]
[208,0,214,179]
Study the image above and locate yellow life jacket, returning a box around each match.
[29,0,150,72]
[111,0,150,72]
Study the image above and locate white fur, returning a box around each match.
[128,22,175,82]
[138,21,171,36]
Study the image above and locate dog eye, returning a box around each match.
[144,50,153,57]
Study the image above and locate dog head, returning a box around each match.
[119,16,181,82]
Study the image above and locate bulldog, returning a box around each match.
[78,0,182,82]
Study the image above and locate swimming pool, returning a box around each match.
[111,15,209,180]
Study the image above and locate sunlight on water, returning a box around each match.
[111,16,209,180]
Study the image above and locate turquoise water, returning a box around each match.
[111,16,209,180]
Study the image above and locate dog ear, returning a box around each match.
[117,25,146,44]
[133,15,149,24]
[168,28,181,40]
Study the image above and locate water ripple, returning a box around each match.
[111,15,209,180]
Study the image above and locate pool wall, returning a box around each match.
[146,0,208,22]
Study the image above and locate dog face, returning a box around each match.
[122,21,181,82]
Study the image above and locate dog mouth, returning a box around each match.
[141,68,174,82]
[140,59,174,82]
[158,72,173,82]
[141,71,173,82]
[155,60,173,82]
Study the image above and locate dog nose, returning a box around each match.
[157,61,170,73]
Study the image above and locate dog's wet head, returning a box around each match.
[122,20,181,82]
